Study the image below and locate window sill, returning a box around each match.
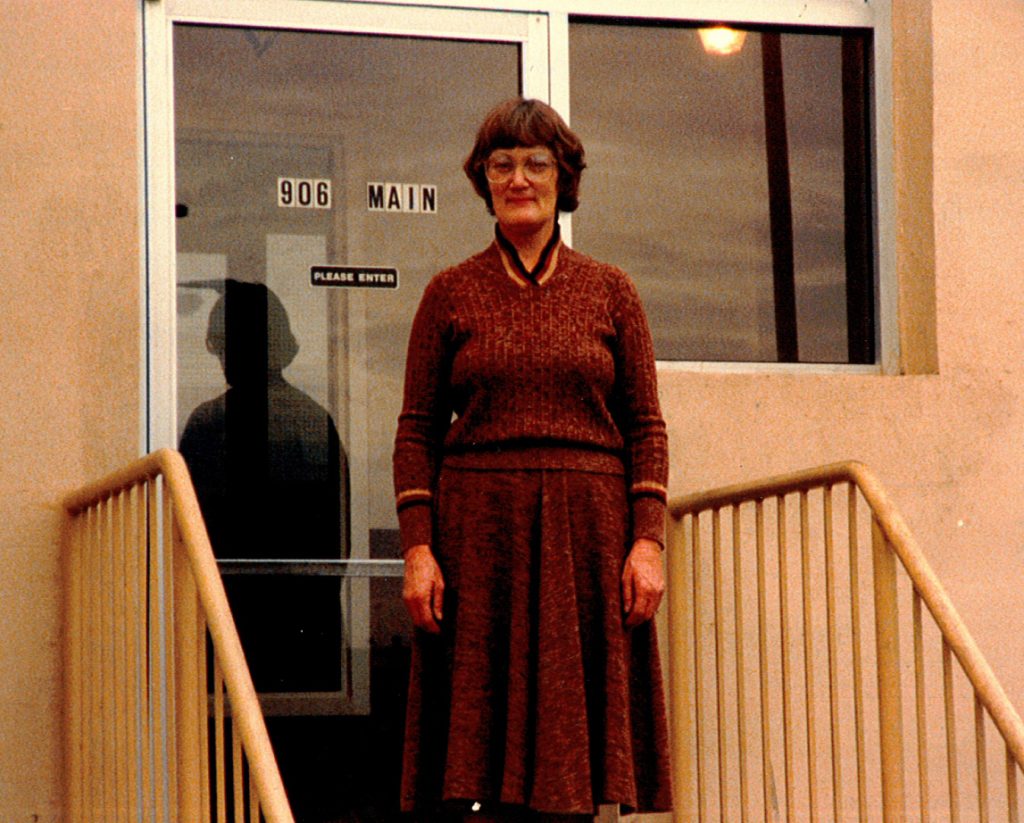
[656,360,882,376]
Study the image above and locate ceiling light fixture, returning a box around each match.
[698,26,747,56]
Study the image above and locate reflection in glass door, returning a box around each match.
[166,14,524,821]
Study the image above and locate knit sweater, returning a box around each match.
[392,239,668,553]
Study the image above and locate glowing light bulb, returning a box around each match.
[698,26,748,56]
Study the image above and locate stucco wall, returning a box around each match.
[660,0,1024,723]
[2,0,1024,820]
[0,2,141,819]
[930,0,1024,707]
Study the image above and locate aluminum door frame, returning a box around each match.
[144,0,549,715]
[144,0,551,454]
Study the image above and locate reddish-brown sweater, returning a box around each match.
[393,239,668,552]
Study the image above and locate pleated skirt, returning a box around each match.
[400,465,673,816]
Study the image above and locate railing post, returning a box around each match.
[63,509,83,822]
[667,512,697,820]
[173,522,204,823]
[63,451,296,823]
[872,516,906,822]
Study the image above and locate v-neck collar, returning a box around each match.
[494,222,562,288]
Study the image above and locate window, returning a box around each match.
[569,18,876,365]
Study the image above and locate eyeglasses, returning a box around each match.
[484,152,557,184]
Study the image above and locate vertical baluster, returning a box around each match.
[89,503,103,819]
[668,511,696,819]
[233,716,245,823]
[173,514,203,822]
[712,507,729,822]
[148,479,167,822]
[1006,745,1019,823]
[86,503,97,816]
[823,486,843,823]
[101,496,118,819]
[123,487,140,822]
[848,486,868,823]
[250,767,260,823]
[756,500,773,823]
[143,479,158,818]
[214,662,227,823]
[733,504,750,823]
[162,481,180,822]
[943,638,960,823]
[94,499,108,817]
[777,495,795,821]
[127,489,142,820]
[113,490,130,823]
[800,491,819,823]
[65,504,84,821]
[199,609,211,823]
[131,483,150,823]
[975,695,989,823]
[872,516,906,823]
[693,512,707,822]
[81,506,92,818]
[913,590,930,823]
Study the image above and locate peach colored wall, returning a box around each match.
[3,0,1024,820]
[660,0,1024,723]
[930,0,1024,704]
[0,2,141,819]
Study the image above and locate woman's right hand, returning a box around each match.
[402,544,445,634]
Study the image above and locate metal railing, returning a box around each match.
[63,448,294,823]
[667,461,1024,822]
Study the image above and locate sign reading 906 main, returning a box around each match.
[278,177,331,209]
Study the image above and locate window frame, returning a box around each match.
[555,2,892,374]
[563,16,881,369]
[147,0,899,415]
[339,0,895,374]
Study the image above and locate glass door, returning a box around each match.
[146,2,546,818]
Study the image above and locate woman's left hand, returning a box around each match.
[621,538,665,627]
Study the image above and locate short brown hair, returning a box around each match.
[463,97,586,215]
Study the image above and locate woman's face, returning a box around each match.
[485,145,558,235]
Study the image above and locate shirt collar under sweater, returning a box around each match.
[494,222,561,287]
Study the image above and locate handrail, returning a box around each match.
[848,461,1024,771]
[63,448,294,822]
[667,460,1024,822]
[669,460,1024,768]
[669,461,857,515]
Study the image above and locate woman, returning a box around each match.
[394,97,672,822]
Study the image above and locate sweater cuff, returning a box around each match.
[398,502,433,553]
[631,495,667,549]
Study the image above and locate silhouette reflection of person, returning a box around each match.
[179,279,348,693]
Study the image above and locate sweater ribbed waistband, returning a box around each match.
[441,445,625,475]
